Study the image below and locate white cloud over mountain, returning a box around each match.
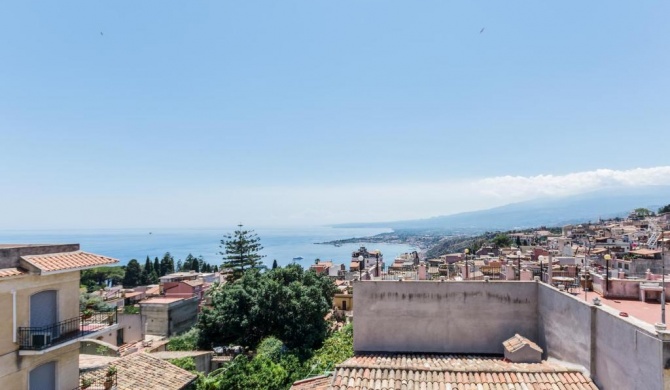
[475,166,670,199]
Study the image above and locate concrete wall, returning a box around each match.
[354,281,538,354]
[142,297,198,337]
[536,283,592,370]
[354,280,670,390]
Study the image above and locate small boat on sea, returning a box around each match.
[292,256,304,261]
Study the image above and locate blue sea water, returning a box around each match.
[0,227,416,268]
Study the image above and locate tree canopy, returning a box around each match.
[492,234,512,248]
[220,224,266,280]
[659,204,670,214]
[123,259,142,288]
[197,263,336,351]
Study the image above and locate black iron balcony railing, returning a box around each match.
[74,372,118,390]
[18,310,118,351]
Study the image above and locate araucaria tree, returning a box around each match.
[220,224,265,280]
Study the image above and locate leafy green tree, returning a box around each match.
[635,207,653,217]
[515,236,521,247]
[197,264,335,351]
[492,234,512,248]
[659,204,670,214]
[81,267,125,291]
[123,259,142,288]
[272,259,278,270]
[219,224,266,280]
[306,324,353,375]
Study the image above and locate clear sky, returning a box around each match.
[1,1,669,229]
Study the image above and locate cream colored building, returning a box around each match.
[0,244,119,390]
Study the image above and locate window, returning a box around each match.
[29,361,56,390]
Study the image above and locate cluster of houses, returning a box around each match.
[368,212,670,304]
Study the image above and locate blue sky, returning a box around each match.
[1,1,670,229]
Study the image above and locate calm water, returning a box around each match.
[0,227,416,267]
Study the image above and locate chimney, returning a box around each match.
[503,334,543,363]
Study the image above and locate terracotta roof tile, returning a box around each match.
[21,251,118,273]
[327,354,598,390]
[290,374,333,389]
[83,352,196,390]
[0,267,27,278]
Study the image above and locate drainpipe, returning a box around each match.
[11,289,17,343]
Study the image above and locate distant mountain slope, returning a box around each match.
[335,185,670,232]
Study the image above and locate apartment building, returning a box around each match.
[0,244,119,390]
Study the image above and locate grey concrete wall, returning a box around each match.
[593,309,662,390]
[170,297,199,336]
[354,281,538,354]
[355,281,670,390]
[536,283,592,370]
[142,304,169,337]
[142,298,198,337]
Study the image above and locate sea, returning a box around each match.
[0,227,416,268]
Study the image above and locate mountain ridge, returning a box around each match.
[333,185,670,232]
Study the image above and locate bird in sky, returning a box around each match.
[480,28,485,34]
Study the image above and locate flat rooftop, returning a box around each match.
[571,290,667,326]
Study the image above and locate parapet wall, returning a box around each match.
[354,280,670,390]
[354,281,538,354]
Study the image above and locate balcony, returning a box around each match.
[18,310,118,355]
[74,372,118,390]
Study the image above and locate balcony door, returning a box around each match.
[29,361,56,390]
[31,290,58,342]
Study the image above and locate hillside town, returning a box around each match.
[1,208,670,389]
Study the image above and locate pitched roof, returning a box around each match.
[183,279,204,287]
[503,334,543,354]
[21,251,119,273]
[330,354,598,390]
[0,267,27,279]
[290,375,333,390]
[83,353,197,390]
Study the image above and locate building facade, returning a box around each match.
[0,244,119,390]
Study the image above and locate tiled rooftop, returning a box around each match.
[83,352,197,390]
[0,267,27,278]
[21,251,119,273]
[330,354,598,390]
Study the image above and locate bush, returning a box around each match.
[168,328,200,351]
[170,357,197,372]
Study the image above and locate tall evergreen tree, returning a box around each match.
[220,224,266,280]
[160,252,174,276]
[144,256,153,274]
[153,257,160,275]
[272,259,278,269]
[123,259,142,288]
